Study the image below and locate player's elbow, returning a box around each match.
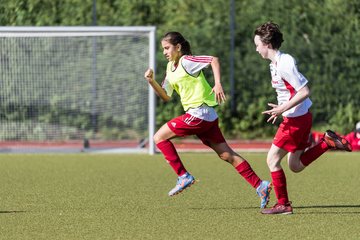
[211,56,219,64]
[300,85,310,98]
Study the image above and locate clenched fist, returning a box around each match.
[144,68,154,83]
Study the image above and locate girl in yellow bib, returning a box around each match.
[145,32,271,208]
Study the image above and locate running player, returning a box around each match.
[145,31,271,208]
[253,22,352,214]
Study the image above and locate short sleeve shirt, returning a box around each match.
[270,51,312,117]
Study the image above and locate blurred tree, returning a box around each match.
[0,0,358,138]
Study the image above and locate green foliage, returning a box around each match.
[328,102,360,133]
[0,0,359,139]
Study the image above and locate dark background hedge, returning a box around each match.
[0,0,359,139]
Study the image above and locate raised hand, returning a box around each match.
[144,68,154,83]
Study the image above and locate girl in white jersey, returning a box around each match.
[145,31,271,208]
[254,22,352,214]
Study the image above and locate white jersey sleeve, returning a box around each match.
[181,55,213,76]
[278,54,308,91]
[272,52,312,117]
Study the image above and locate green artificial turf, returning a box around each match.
[0,152,359,240]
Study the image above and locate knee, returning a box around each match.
[288,162,304,173]
[153,133,163,145]
[289,165,302,173]
[218,151,233,163]
[266,157,281,171]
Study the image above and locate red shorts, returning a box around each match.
[167,113,225,147]
[273,112,312,153]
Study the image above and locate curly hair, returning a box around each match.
[254,22,284,49]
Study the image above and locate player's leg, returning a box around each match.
[262,115,307,214]
[211,142,272,208]
[323,130,352,151]
[154,119,195,196]
[265,144,288,203]
[283,111,324,168]
[198,123,271,208]
[290,113,351,168]
[287,150,306,173]
[297,130,352,168]
[154,123,187,176]
[208,141,261,186]
[261,144,293,214]
[288,135,342,172]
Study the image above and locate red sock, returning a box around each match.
[271,169,289,205]
[235,161,261,188]
[156,140,187,176]
[300,140,329,166]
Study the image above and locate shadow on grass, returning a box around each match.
[188,204,360,214]
[294,204,360,214]
[188,206,261,210]
[296,204,360,209]
[0,210,26,214]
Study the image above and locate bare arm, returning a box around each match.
[210,57,226,104]
[262,85,310,124]
[144,68,171,102]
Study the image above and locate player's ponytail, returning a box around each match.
[162,32,192,55]
[181,40,192,55]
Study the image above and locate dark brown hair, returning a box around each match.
[162,32,192,55]
[254,22,284,49]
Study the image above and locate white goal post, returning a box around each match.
[0,26,156,154]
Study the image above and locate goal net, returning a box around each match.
[0,27,156,154]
